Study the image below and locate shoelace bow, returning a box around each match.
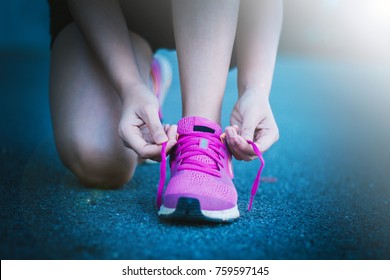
[156,135,265,211]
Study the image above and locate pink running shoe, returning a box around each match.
[156,116,265,223]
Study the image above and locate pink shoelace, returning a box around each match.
[156,136,265,211]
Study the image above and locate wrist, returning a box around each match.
[238,85,270,100]
[117,80,148,102]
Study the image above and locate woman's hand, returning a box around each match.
[118,83,177,161]
[226,90,279,161]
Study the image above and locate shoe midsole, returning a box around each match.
[158,204,240,220]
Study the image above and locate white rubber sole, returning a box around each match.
[158,198,240,223]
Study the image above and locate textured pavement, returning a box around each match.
[1,50,389,259]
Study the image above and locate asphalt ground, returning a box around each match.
[1,50,389,259]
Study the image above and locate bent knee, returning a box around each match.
[52,22,81,50]
[75,160,134,189]
[58,141,136,189]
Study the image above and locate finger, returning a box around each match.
[225,126,243,160]
[143,106,168,144]
[240,117,257,141]
[256,128,279,153]
[119,117,165,159]
[166,124,177,139]
[122,128,162,159]
[146,125,178,162]
[235,138,257,161]
[165,124,178,153]
[225,126,256,161]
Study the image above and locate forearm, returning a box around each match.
[237,0,283,97]
[68,0,143,100]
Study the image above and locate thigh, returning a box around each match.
[49,23,136,179]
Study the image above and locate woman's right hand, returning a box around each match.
[118,83,177,161]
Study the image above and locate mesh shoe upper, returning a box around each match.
[162,116,237,211]
[157,116,266,214]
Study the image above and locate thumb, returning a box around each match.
[143,106,168,144]
[240,119,256,141]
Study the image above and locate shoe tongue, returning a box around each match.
[177,116,223,135]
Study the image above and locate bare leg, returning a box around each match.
[50,23,153,188]
[236,0,283,96]
[225,0,282,159]
[172,0,240,123]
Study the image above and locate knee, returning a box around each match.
[59,140,136,189]
[53,22,81,48]
[75,160,134,189]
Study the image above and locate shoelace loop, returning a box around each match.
[156,138,265,210]
[175,132,226,177]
